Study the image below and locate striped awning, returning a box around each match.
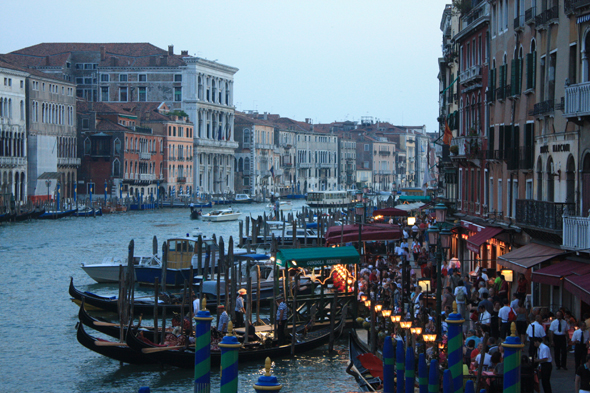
[577,13,590,24]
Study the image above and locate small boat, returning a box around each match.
[189,205,201,220]
[115,205,127,212]
[201,207,241,222]
[76,321,156,365]
[14,207,45,222]
[76,207,103,217]
[0,211,16,223]
[233,194,254,204]
[81,255,160,283]
[37,208,78,219]
[266,201,293,212]
[211,196,231,205]
[346,330,383,392]
[283,194,306,199]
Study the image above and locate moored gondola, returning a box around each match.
[346,330,383,392]
[15,208,45,222]
[76,321,156,365]
[38,208,77,219]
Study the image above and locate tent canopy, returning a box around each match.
[324,224,399,239]
[466,227,504,254]
[397,195,431,202]
[498,243,568,274]
[276,246,360,268]
[372,207,408,217]
[532,260,590,287]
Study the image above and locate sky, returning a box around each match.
[0,0,450,133]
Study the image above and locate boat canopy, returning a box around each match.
[234,253,269,261]
[276,246,360,268]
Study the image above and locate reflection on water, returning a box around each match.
[0,202,358,392]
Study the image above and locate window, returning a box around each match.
[119,87,128,102]
[498,179,503,215]
[569,44,577,85]
[82,118,89,129]
[174,87,182,102]
[101,74,109,82]
[84,77,92,85]
[489,178,494,212]
[119,74,128,82]
[20,80,24,88]
[138,87,146,102]
[101,87,109,101]
[174,74,182,82]
[364,144,369,151]
[512,179,518,218]
[75,77,83,84]
[139,74,147,82]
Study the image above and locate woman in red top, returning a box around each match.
[516,274,527,298]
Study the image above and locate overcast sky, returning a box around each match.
[1,0,449,133]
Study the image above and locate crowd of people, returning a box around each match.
[355,216,590,393]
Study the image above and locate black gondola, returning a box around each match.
[125,312,346,369]
[76,321,156,365]
[38,208,77,219]
[346,330,382,392]
[15,208,45,222]
[78,301,160,342]
[190,206,201,219]
[69,277,186,316]
[0,212,16,223]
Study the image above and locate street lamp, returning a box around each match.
[428,203,451,340]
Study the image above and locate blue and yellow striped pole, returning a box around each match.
[419,353,428,393]
[194,298,214,393]
[383,336,395,393]
[503,322,525,393]
[218,321,242,393]
[253,357,282,393]
[428,359,439,393]
[443,369,454,393]
[405,345,415,393]
[396,339,405,393]
[445,302,464,393]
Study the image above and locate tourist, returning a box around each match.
[526,315,547,359]
[441,286,454,312]
[473,343,492,370]
[465,329,481,347]
[276,295,288,345]
[575,354,590,393]
[516,274,528,300]
[498,298,513,339]
[572,321,590,372]
[549,311,570,370]
[192,292,200,316]
[235,289,247,328]
[515,299,528,344]
[217,305,229,334]
[535,337,553,393]
[477,304,491,334]
[497,275,509,299]
[454,279,468,320]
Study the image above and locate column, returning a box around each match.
[253,357,282,393]
[443,369,454,393]
[428,359,439,393]
[502,323,525,393]
[446,302,465,393]
[419,353,428,393]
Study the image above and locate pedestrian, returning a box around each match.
[192,292,200,315]
[477,304,491,334]
[526,314,546,359]
[454,279,468,320]
[572,321,589,372]
[276,295,288,345]
[498,298,513,339]
[235,288,247,328]
[217,305,229,334]
[497,275,509,299]
[534,337,553,393]
[575,354,590,393]
[549,311,570,370]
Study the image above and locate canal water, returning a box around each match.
[0,201,360,393]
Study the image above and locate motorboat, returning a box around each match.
[201,207,241,222]
[81,255,160,283]
[233,194,254,204]
[266,200,293,212]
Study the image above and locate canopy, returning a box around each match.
[325,229,403,244]
[532,260,590,286]
[372,207,408,217]
[276,246,360,268]
[498,243,568,274]
[466,227,504,254]
[324,224,399,239]
[565,273,590,305]
[395,202,424,211]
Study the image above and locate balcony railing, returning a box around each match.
[530,99,555,116]
[452,136,483,159]
[0,156,26,167]
[565,0,590,14]
[378,150,391,156]
[564,82,590,117]
[514,14,525,30]
[519,146,534,170]
[139,152,151,160]
[515,199,575,232]
[563,216,590,250]
[535,5,559,27]
[139,174,156,181]
[57,157,81,166]
[177,176,186,183]
[525,6,536,23]
[459,65,482,85]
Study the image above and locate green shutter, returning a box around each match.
[518,58,523,94]
[526,53,533,90]
[511,59,517,96]
[532,51,536,89]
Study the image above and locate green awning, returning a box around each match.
[397,195,431,202]
[276,246,360,268]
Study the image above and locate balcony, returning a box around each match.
[281,162,293,168]
[530,99,555,116]
[139,174,156,181]
[565,0,590,14]
[565,82,590,118]
[378,150,391,156]
[525,6,536,24]
[514,14,525,30]
[563,216,590,250]
[177,176,186,183]
[57,157,81,166]
[515,199,575,233]
[139,152,151,160]
[0,156,26,167]
[535,5,559,28]
[519,146,534,170]
[451,136,483,160]
[496,85,509,101]
[459,65,482,85]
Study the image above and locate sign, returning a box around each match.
[540,144,570,153]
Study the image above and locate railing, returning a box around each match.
[563,216,590,250]
[519,146,534,170]
[57,157,81,166]
[525,6,536,23]
[496,85,507,101]
[565,82,590,117]
[514,14,525,29]
[139,174,156,181]
[378,150,391,156]
[177,176,186,183]
[515,199,575,231]
[139,152,151,160]
[565,0,590,14]
[459,65,482,84]
[0,157,26,166]
[530,99,555,116]
[535,5,559,26]
[452,136,483,159]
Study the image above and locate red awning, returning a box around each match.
[532,260,590,286]
[325,227,402,245]
[498,243,569,274]
[565,273,590,305]
[324,224,398,239]
[466,227,504,254]
[372,207,409,217]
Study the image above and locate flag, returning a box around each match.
[443,121,452,145]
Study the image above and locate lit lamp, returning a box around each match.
[374,304,383,314]
[382,309,392,318]
[434,203,447,222]
[410,327,423,336]
[440,228,452,250]
[364,300,371,308]
[407,216,416,226]
[500,269,513,282]
[427,227,440,246]
[400,320,412,329]
[355,203,365,217]
[423,334,437,343]
[360,295,368,302]
[390,314,401,324]
[418,279,431,292]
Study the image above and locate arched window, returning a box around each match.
[243,128,250,145]
[113,159,120,177]
[84,138,91,155]
[114,138,121,155]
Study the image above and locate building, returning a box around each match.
[338,135,356,190]
[6,43,238,194]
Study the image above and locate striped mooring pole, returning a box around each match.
[253,357,282,393]
[503,322,525,393]
[405,344,415,393]
[445,302,464,393]
[194,299,214,393]
[443,369,454,393]
[218,321,242,393]
[464,380,475,393]
[396,339,405,393]
[418,353,428,393]
[383,336,395,393]
[428,358,439,393]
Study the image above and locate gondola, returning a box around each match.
[14,208,45,222]
[125,312,346,369]
[78,301,160,343]
[0,211,16,223]
[346,330,383,392]
[75,207,102,217]
[69,277,186,315]
[38,208,77,219]
[190,206,201,219]
[76,321,156,365]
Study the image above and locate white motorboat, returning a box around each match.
[81,255,160,283]
[201,207,241,222]
[266,200,293,212]
[233,194,254,203]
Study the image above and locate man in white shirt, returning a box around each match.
[477,304,491,333]
[526,315,547,359]
[474,349,492,369]
[498,299,513,339]
[535,337,553,393]
[573,321,590,372]
[549,311,570,370]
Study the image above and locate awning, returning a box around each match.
[565,273,590,305]
[497,243,568,274]
[372,207,408,217]
[578,13,590,24]
[276,246,360,268]
[325,229,403,245]
[395,202,424,211]
[324,224,398,239]
[532,260,590,286]
[466,227,504,254]
[397,195,431,202]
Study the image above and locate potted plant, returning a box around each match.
[450,145,459,155]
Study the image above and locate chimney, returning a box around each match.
[100,46,106,61]
[181,50,188,56]
[168,45,174,55]
[45,56,50,66]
